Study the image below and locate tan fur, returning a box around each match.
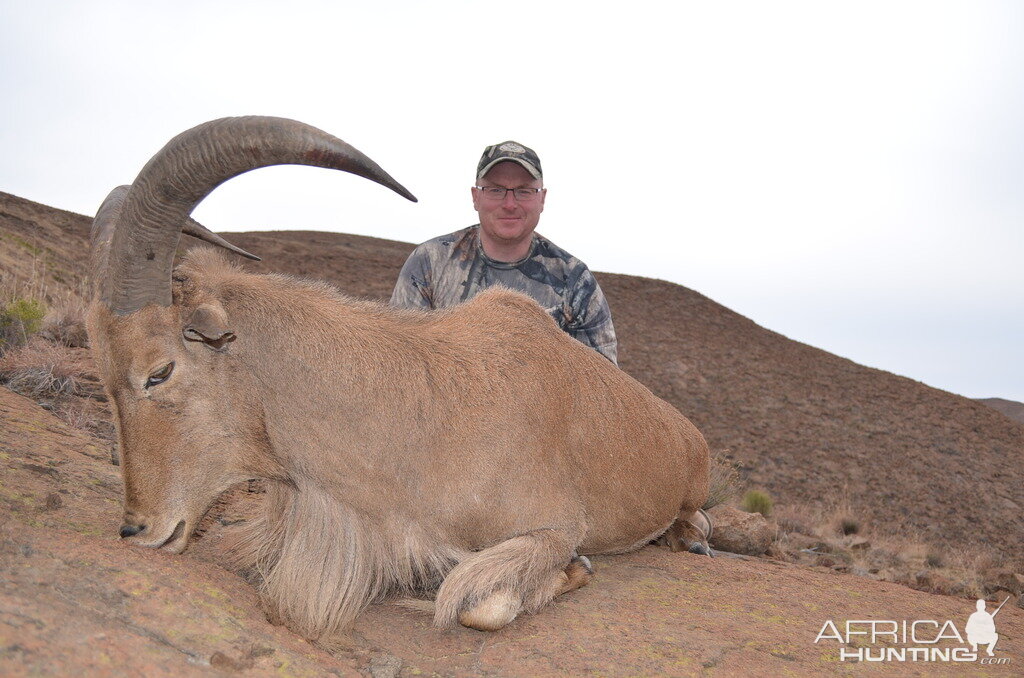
[89,248,710,638]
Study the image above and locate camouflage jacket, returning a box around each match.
[390,225,618,364]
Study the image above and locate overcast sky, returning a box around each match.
[2,1,1022,402]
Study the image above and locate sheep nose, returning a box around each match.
[119,523,145,538]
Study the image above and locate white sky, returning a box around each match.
[2,1,1022,402]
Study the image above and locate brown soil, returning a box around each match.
[2,190,1023,674]
[3,190,1020,563]
[978,397,1024,425]
[4,387,1022,676]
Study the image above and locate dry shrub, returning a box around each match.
[836,516,860,536]
[823,487,865,537]
[704,452,741,510]
[51,399,112,440]
[0,338,85,399]
[775,496,860,539]
[40,298,89,348]
[774,502,818,536]
[925,547,945,569]
[844,534,1017,599]
[2,257,89,351]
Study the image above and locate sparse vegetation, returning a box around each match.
[0,333,112,439]
[1,236,90,352]
[0,337,84,399]
[837,516,860,535]
[768,498,1022,603]
[0,225,98,437]
[1,191,1020,647]
[0,297,47,350]
[40,298,89,348]
[8,233,44,256]
[704,452,741,510]
[742,489,773,517]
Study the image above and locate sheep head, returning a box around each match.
[88,116,416,552]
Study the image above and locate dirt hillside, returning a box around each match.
[2,190,1023,674]
[2,190,1021,563]
[3,386,1021,676]
[978,398,1024,425]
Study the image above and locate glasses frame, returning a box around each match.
[473,186,544,202]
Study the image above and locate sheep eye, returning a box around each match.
[145,362,175,389]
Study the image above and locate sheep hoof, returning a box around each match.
[553,556,594,597]
[458,590,522,631]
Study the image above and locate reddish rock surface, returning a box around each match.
[708,506,774,556]
[4,388,1022,675]
[3,190,1021,565]
[2,191,1023,674]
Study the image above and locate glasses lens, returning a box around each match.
[479,187,506,200]
[513,188,539,202]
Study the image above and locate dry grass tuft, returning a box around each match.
[0,338,86,399]
[837,516,861,536]
[54,399,96,430]
[39,297,89,348]
[704,452,742,510]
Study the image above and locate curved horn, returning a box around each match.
[102,116,417,315]
[91,187,261,305]
[90,185,129,305]
[181,218,261,261]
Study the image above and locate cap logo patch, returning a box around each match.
[499,143,526,154]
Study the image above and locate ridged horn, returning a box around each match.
[91,185,130,303]
[181,218,261,261]
[96,116,417,315]
[91,186,260,294]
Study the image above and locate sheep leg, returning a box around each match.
[434,528,581,631]
[455,554,593,631]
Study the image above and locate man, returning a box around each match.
[391,141,618,364]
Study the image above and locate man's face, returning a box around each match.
[472,161,546,251]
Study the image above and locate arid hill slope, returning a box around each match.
[1,190,1022,565]
[4,386,1022,676]
[979,397,1024,425]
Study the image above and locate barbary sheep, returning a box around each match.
[87,116,711,639]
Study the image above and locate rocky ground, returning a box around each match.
[3,387,1022,676]
[2,191,1023,674]
[2,191,1021,565]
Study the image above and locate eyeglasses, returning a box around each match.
[474,186,544,202]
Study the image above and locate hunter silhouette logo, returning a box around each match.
[966,598,1005,656]
[814,597,1011,664]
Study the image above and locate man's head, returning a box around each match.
[472,141,546,261]
[476,141,543,181]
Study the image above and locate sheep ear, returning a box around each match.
[183,303,236,350]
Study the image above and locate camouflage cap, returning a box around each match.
[476,141,543,180]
